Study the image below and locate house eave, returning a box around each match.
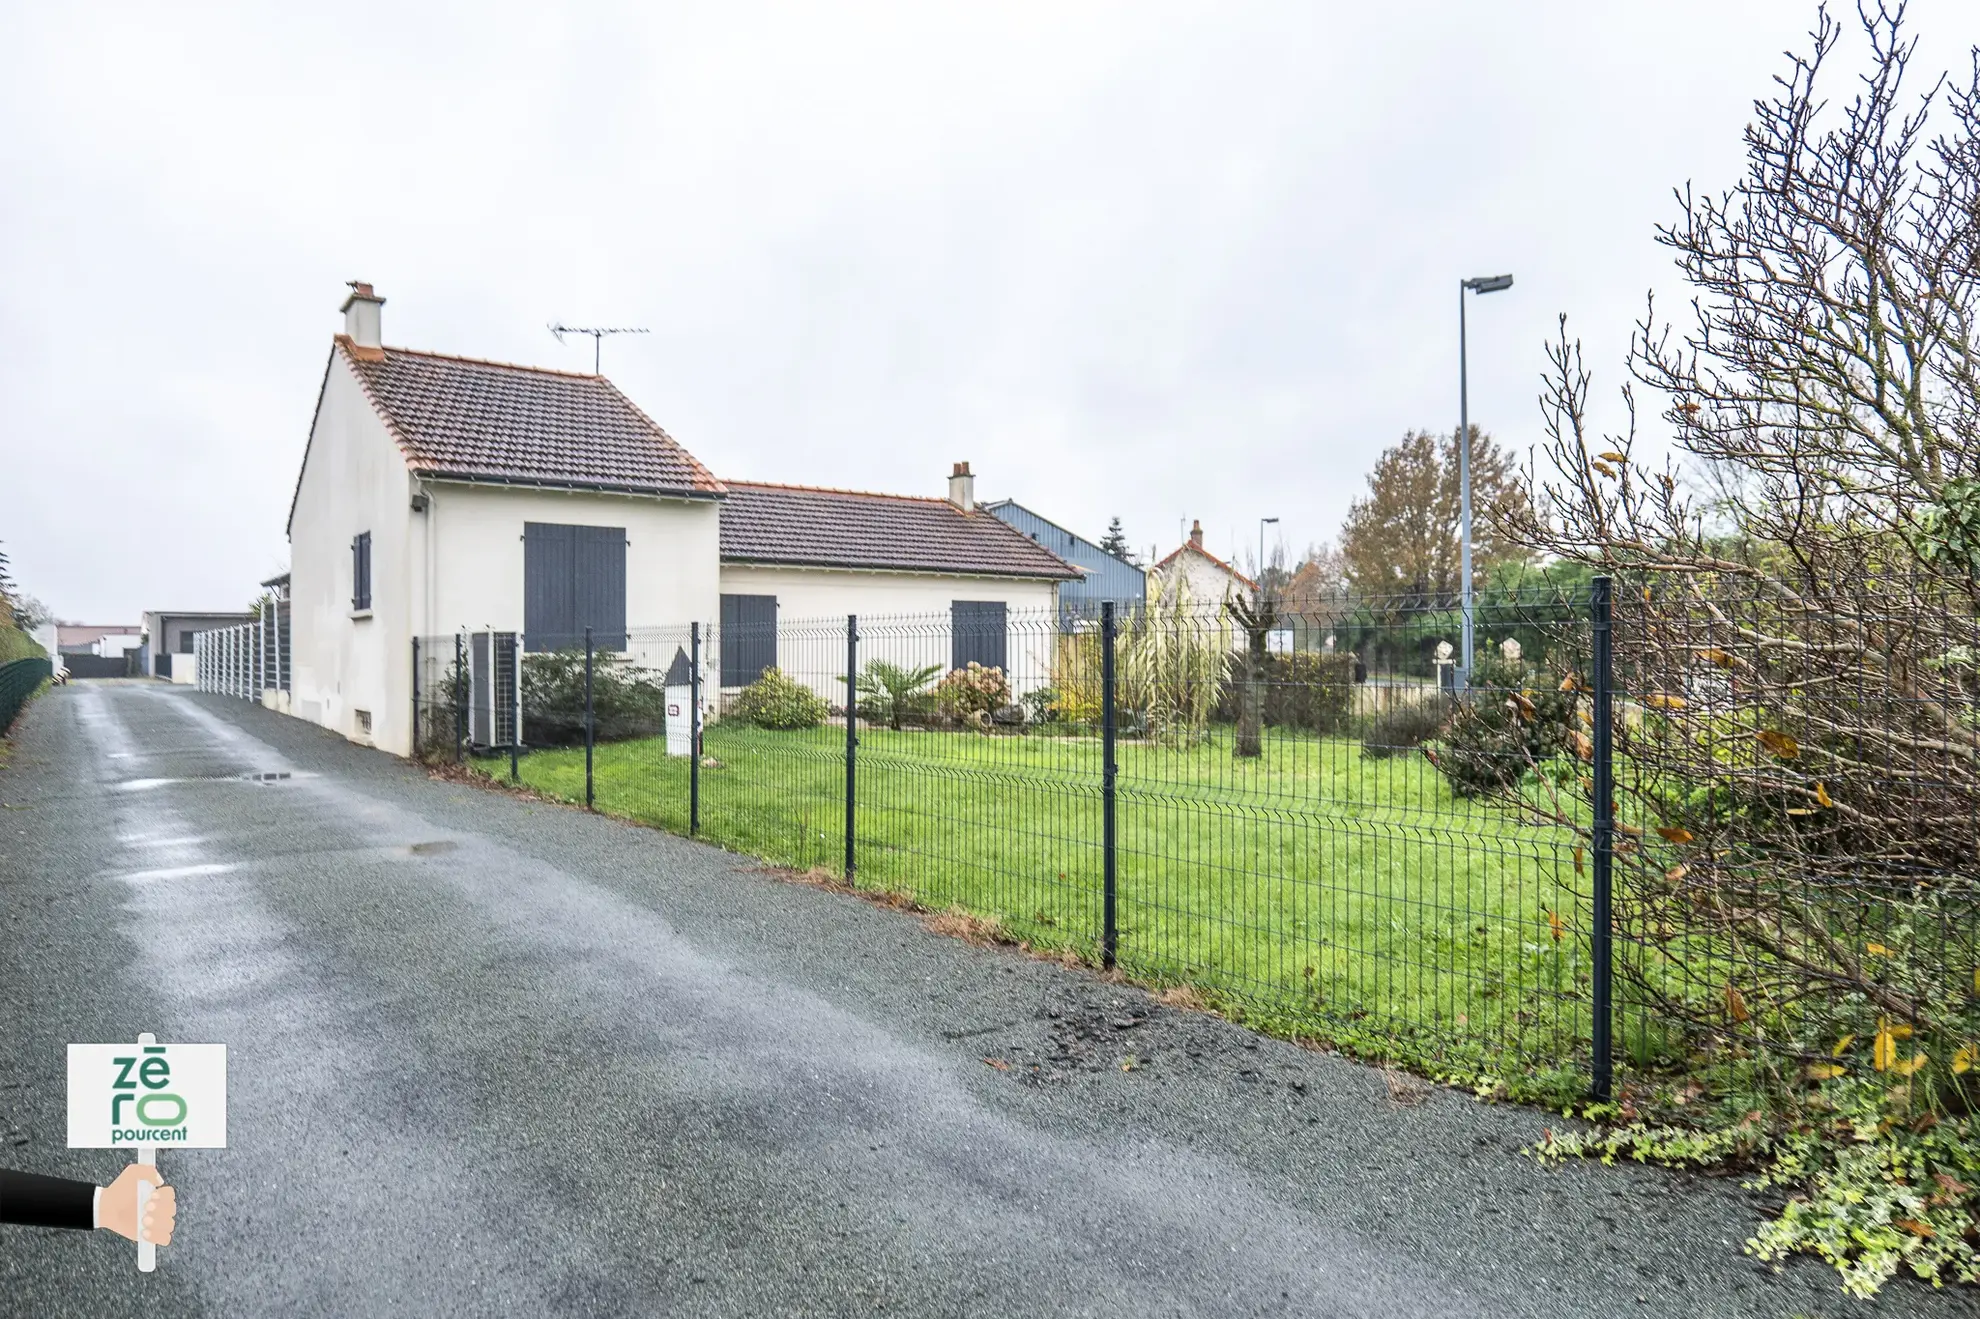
[415,472,726,503]
[718,555,1080,583]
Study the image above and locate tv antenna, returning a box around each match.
[548,323,650,375]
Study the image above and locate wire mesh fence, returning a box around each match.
[405,576,1979,1096]
[0,656,53,733]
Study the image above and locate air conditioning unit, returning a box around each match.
[468,630,521,750]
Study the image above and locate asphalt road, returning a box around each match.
[0,682,1970,1318]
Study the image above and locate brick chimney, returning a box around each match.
[948,461,975,512]
[1188,519,1204,550]
[341,281,384,350]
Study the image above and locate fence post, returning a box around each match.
[689,622,701,836]
[411,637,421,758]
[454,633,466,763]
[845,614,858,881]
[1590,575,1615,1101]
[1101,600,1118,970]
[584,626,596,810]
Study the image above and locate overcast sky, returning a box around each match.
[4,1,1977,623]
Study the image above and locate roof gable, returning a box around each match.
[1153,541,1256,592]
[719,482,1082,580]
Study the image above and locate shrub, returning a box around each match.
[1048,634,1103,724]
[1428,652,1577,797]
[1213,651,1357,734]
[933,663,1009,720]
[1360,699,1445,759]
[855,660,941,730]
[1120,575,1226,746]
[731,667,829,730]
[519,649,669,746]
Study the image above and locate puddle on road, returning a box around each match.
[113,771,315,791]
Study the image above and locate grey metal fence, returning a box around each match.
[406,577,1980,1102]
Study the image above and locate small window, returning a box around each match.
[355,709,373,734]
[352,531,373,611]
[176,631,195,653]
[952,601,1009,672]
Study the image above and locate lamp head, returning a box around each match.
[1462,274,1514,294]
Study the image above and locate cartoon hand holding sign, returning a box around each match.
[64,1032,226,1270]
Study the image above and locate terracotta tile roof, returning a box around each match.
[337,337,722,498]
[1153,541,1256,591]
[719,482,1083,580]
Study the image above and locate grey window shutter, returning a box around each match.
[575,526,628,650]
[719,593,777,685]
[524,523,577,651]
[951,601,1008,672]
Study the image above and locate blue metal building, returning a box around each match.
[982,500,1146,621]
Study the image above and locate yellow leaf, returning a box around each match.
[1785,807,1815,816]
[1512,692,1536,723]
[1665,863,1688,882]
[1893,1052,1929,1078]
[1591,459,1615,478]
[1806,1063,1845,1080]
[1573,846,1585,876]
[1657,826,1695,844]
[1832,1034,1855,1057]
[1874,1023,1897,1071]
[1546,909,1565,942]
[1756,729,1800,758]
[1953,1044,1975,1075]
[1572,730,1593,761]
[1645,692,1686,711]
[1894,1217,1936,1239]
[1890,1023,1914,1040]
[1696,647,1735,668]
[1617,823,1643,838]
[1815,782,1834,809]
[1725,983,1750,1022]
[1598,451,1629,464]
[1558,674,1579,692]
[1867,942,1893,956]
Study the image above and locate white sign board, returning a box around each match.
[67,1042,228,1149]
[665,685,693,757]
[1267,628,1295,655]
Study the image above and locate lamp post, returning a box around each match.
[1258,517,1279,599]
[1458,273,1513,685]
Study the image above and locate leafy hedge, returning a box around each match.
[521,650,668,746]
[1213,651,1357,734]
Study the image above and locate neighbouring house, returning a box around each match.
[1149,520,1254,607]
[982,500,1145,623]
[716,464,1082,698]
[285,283,725,755]
[140,610,256,682]
[283,285,1078,757]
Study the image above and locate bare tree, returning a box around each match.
[1506,2,1980,1071]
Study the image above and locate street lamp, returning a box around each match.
[1258,517,1279,599]
[1458,273,1513,686]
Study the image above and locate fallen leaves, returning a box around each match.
[1546,908,1566,943]
[1756,728,1800,759]
[1814,781,1834,809]
[1726,982,1751,1023]
[983,1057,1010,1071]
[1954,1044,1976,1075]
[1657,826,1695,844]
[1645,692,1687,711]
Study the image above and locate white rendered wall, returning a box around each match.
[287,352,418,754]
[715,563,1059,698]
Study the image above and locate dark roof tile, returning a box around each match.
[720,483,1082,580]
[339,338,722,497]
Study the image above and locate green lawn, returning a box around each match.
[476,721,1595,1088]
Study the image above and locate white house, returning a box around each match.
[714,464,1081,700]
[1149,520,1255,606]
[284,285,1079,755]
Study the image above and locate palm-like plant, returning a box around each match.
[856,660,943,730]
